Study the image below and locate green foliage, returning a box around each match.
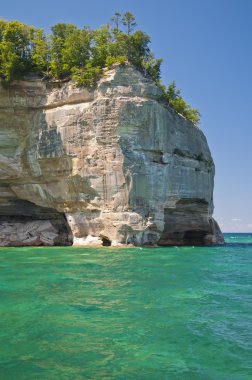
[71,64,101,87]
[50,23,77,78]
[163,81,200,125]
[30,28,49,73]
[0,13,200,124]
[90,25,111,69]
[111,12,121,30]
[0,41,23,81]
[143,54,163,83]
[0,21,34,81]
[122,12,137,35]
[48,23,92,79]
[61,27,91,76]
[105,55,126,67]
[0,19,8,41]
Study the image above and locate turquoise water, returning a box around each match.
[0,234,252,379]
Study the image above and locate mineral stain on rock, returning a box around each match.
[0,64,223,246]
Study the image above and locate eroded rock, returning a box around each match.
[0,64,223,246]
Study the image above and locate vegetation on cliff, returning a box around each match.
[0,13,200,125]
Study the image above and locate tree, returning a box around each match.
[0,19,7,42]
[30,28,49,74]
[166,81,181,102]
[122,12,136,35]
[50,23,77,78]
[111,12,121,30]
[0,41,24,81]
[109,29,128,59]
[0,16,200,125]
[0,21,34,81]
[163,81,200,125]
[143,54,163,83]
[72,62,101,87]
[62,28,91,73]
[128,30,150,65]
[90,25,111,68]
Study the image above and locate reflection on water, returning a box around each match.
[0,234,252,379]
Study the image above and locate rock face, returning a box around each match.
[0,64,223,246]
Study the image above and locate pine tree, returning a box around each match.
[122,12,137,35]
[111,12,121,30]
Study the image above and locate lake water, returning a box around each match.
[0,234,252,379]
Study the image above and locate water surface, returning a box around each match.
[0,234,252,379]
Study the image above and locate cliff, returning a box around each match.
[0,64,223,246]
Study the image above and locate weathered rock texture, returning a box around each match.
[0,64,223,246]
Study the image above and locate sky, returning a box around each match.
[1,0,252,232]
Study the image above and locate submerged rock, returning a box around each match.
[0,64,223,246]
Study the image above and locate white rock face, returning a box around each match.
[0,64,223,246]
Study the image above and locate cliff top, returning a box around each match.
[0,13,200,125]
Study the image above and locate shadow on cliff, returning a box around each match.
[0,89,74,246]
[0,200,73,246]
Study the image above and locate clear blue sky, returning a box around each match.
[1,0,252,232]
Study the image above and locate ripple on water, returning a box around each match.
[0,234,252,379]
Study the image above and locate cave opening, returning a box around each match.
[102,237,112,246]
[0,199,73,246]
[183,230,207,245]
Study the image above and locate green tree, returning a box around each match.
[164,81,200,125]
[166,81,181,102]
[122,12,136,35]
[0,19,7,41]
[0,16,200,125]
[0,41,23,81]
[111,12,121,30]
[109,29,128,59]
[62,27,91,74]
[127,30,150,65]
[30,28,49,74]
[90,25,111,68]
[143,54,163,82]
[0,21,34,81]
[50,23,77,78]
[71,62,101,87]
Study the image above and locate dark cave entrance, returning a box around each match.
[183,230,208,245]
[0,199,73,246]
[101,237,112,246]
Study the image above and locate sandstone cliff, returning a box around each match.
[0,64,223,246]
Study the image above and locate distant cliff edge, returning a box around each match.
[0,64,223,246]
